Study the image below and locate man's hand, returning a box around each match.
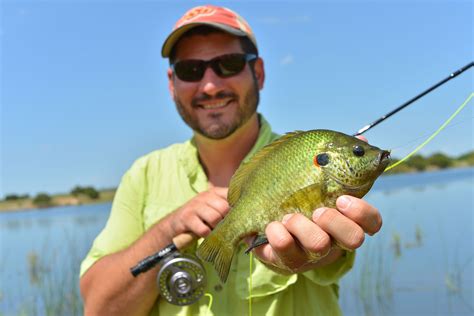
[250,195,382,273]
[168,187,230,238]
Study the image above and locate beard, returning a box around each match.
[174,78,260,140]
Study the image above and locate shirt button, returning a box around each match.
[214,284,223,292]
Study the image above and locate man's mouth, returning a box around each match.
[197,99,233,110]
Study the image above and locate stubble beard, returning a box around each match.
[174,79,259,140]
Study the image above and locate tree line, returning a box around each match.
[385,151,474,174]
[3,186,101,208]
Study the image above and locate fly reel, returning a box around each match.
[130,233,206,306]
[157,253,206,306]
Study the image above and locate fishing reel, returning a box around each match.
[157,252,206,305]
[131,233,207,306]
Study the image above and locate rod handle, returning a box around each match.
[172,232,197,250]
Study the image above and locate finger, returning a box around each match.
[187,215,212,237]
[336,196,382,235]
[282,213,331,258]
[211,187,229,199]
[265,221,307,269]
[313,207,365,250]
[205,196,230,216]
[197,206,225,228]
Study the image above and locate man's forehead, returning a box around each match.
[173,32,244,60]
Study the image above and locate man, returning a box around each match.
[80,5,382,315]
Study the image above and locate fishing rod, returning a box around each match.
[353,61,474,136]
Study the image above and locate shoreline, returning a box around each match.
[2,165,473,213]
[0,189,116,213]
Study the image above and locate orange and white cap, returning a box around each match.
[161,5,258,58]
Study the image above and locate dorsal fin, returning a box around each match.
[227,131,305,206]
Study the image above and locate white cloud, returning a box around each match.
[280,54,294,66]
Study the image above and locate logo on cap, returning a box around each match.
[175,6,216,28]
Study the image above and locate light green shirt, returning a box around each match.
[80,115,355,315]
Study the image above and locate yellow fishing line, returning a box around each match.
[204,293,213,315]
[249,252,253,316]
[385,92,473,172]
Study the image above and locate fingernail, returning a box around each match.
[337,196,351,211]
[313,208,326,220]
[281,213,294,224]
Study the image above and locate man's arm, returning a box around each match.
[80,187,229,316]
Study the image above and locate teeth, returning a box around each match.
[200,101,229,109]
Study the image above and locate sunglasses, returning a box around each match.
[171,53,258,82]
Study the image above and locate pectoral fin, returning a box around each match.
[279,183,324,215]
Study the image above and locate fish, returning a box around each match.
[196,129,391,283]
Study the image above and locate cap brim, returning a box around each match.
[161,22,248,58]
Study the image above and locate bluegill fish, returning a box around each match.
[197,130,390,283]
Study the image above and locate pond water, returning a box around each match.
[1,168,472,315]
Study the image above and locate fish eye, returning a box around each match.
[315,153,329,166]
[353,145,365,157]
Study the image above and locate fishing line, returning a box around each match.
[385,92,473,172]
[388,116,474,153]
[249,252,253,316]
[204,293,213,315]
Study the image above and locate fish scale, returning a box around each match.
[197,129,390,283]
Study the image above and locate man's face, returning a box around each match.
[168,32,264,140]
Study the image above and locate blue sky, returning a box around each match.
[1,0,473,197]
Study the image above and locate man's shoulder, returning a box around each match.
[127,140,194,175]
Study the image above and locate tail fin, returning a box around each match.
[196,231,235,283]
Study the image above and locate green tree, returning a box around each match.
[457,151,474,165]
[71,186,100,199]
[5,194,20,201]
[83,187,100,199]
[33,193,53,208]
[5,193,30,201]
[405,154,428,171]
[428,152,453,169]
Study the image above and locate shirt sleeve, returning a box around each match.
[79,158,149,277]
[301,250,356,286]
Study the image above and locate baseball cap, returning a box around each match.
[161,5,258,58]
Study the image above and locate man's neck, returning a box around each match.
[194,113,260,187]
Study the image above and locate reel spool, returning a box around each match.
[157,253,206,306]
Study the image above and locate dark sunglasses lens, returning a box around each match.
[174,60,205,82]
[215,55,247,77]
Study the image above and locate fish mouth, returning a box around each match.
[380,150,391,163]
[379,150,391,170]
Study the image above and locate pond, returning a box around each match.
[1,168,472,315]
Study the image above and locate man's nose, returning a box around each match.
[198,67,225,96]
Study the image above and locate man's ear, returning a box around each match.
[167,68,175,97]
[253,58,265,90]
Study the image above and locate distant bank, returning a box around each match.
[1,150,473,212]
[0,188,116,213]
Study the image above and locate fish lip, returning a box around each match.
[379,150,391,164]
